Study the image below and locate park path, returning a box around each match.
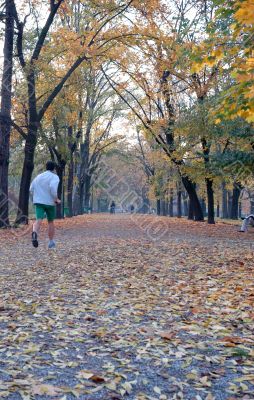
[0,214,254,400]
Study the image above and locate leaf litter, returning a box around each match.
[0,214,253,399]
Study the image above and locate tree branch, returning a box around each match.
[38,54,89,121]
[10,119,27,139]
[32,0,64,61]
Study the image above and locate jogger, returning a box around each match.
[30,161,61,248]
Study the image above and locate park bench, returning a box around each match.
[239,214,254,232]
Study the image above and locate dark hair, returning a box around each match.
[46,161,56,171]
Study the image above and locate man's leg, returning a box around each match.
[48,222,56,248]
[48,221,55,240]
[33,219,43,235]
[32,205,45,247]
[46,205,56,248]
[32,219,43,247]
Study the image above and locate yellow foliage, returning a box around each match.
[234,0,254,25]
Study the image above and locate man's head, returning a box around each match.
[46,161,56,172]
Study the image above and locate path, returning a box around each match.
[0,214,253,400]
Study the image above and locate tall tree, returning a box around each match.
[0,0,15,227]
[12,0,134,223]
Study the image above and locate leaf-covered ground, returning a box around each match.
[0,214,254,400]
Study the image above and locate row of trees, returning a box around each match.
[0,0,253,226]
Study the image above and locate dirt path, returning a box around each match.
[0,215,253,400]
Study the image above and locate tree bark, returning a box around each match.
[169,189,173,217]
[56,162,65,219]
[84,174,91,210]
[161,199,166,216]
[177,189,182,218]
[222,182,228,218]
[0,0,15,227]
[67,126,76,217]
[228,191,232,219]
[181,176,204,221]
[16,123,37,224]
[183,192,188,216]
[79,182,84,214]
[156,199,161,216]
[201,198,206,216]
[230,183,241,219]
[67,159,74,217]
[217,201,220,218]
[188,199,194,220]
[201,135,215,224]
[206,178,215,224]
[79,119,90,214]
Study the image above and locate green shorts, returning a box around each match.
[34,203,56,222]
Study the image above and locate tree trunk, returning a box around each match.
[201,134,214,224]
[181,176,204,221]
[56,163,65,219]
[0,0,15,227]
[159,76,203,221]
[84,174,91,211]
[183,192,188,216]
[161,199,166,216]
[217,201,220,218]
[140,197,150,214]
[16,68,39,224]
[222,182,228,218]
[206,178,215,224]
[79,183,84,214]
[67,126,74,217]
[177,190,182,218]
[79,121,90,214]
[230,183,241,219]
[188,199,194,220]
[67,160,74,217]
[164,200,168,216]
[169,189,173,217]
[16,130,37,224]
[201,198,206,216]
[228,191,232,219]
[156,199,161,216]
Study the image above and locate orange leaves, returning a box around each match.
[1,214,254,398]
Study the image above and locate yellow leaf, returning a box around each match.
[121,382,132,394]
[32,384,60,396]
[154,386,161,394]
[77,370,94,379]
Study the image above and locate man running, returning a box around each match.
[30,161,61,249]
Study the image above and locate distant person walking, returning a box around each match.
[30,161,61,249]
[110,201,116,214]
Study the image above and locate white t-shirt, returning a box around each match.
[30,171,60,206]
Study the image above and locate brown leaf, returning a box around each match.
[158,331,176,340]
[90,375,105,383]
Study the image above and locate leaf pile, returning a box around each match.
[0,214,253,399]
